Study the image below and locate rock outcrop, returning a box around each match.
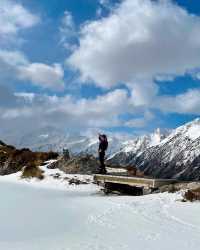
[52,154,99,175]
[0,140,59,175]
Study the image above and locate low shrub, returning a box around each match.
[183,187,200,202]
[21,163,44,180]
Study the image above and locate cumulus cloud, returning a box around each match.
[129,80,159,106]
[0,0,39,37]
[154,89,200,115]
[0,50,65,90]
[18,63,65,90]
[0,85,18,108]
[0,89,130,134]
[96,0,113,17]
[0,50,28,66]
[125,111,154,128]
[1,107,32,119]
[68,0,200,89]
[0,1,64,91]
[2,0,200,136]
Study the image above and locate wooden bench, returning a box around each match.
[94,174,178,194]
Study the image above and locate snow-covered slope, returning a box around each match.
[134,118,200,180]
[0,177,200,250]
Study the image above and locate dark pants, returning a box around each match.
[99,151,106,173]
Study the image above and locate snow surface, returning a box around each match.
[186,124,200,140]
[0,162,94,191]
[149,128,163,147]
[0,168,200,250]
[160,118,200,146]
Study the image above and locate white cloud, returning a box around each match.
[99,0,112,10]
[18,63,65,90]
[0,1,65,91]
[97,0,112,17]
[0,0,39,36]
[154,89,200,115]
[0,50,65,90]
[129,80,159,106]
[192,70,200,81]
[59,11,77,51]
[0,89,129,132]
[1,107,32,119]
[0,49,28,66]
[45,88,129,127]
[0,85,18,108]
[125,111,154,128]
[15,92,35,102]
[2,0,200,135]
[0,2,64,91]
[68,0,200,89]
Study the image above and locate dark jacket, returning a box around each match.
[99,135,108,152]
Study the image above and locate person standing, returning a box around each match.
[98,134,108,174]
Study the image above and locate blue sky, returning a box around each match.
[0,0,200,138]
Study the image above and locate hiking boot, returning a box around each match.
[96,168,107,174]
[101,168,107,174]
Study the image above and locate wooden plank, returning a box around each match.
[94,174,178,188]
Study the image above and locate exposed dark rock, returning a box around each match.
[68,178,88,185]
[46,160,59,169]
[133,137,200,181]
[55,154,99,175]
[51,173,61,179]
[107,152,137,166]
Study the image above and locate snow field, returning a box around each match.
[0,171,200,250]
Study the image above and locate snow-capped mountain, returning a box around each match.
[133,118,200,180]
[107,128,168,165]
[15,126,167,159]
[2,118,200,180]
[17,126,87,153]
[108,118,200,180]
[1,125,168,160]
[10,126,124,156]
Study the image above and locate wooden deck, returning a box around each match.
[94,174,178,189]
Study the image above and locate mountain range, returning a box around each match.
[1,126,125,156]
[109,118,200,180]
[1,118,200,180]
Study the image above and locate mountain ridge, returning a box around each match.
[1,118,200,180]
